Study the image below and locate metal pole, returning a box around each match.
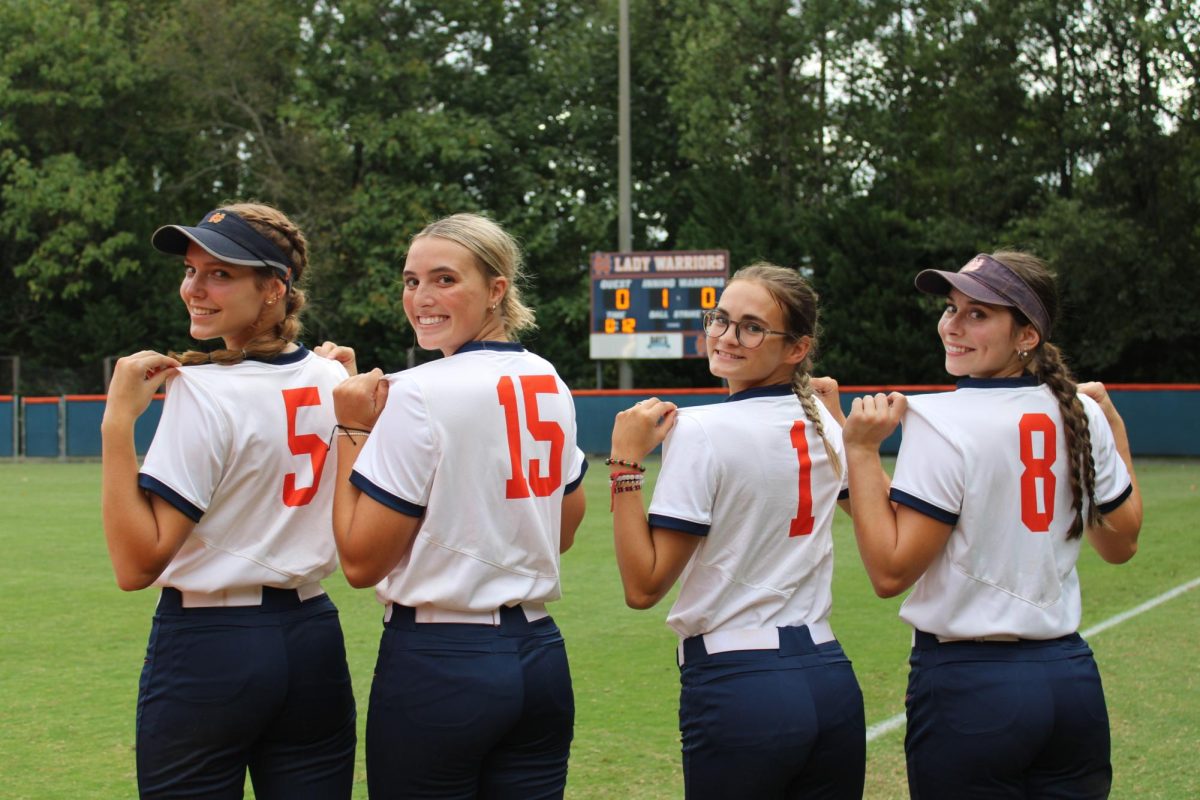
[12,357,19,460]
[58,396,67,461]
[617,0,634,390]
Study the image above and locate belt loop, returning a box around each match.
[778,625,818,657]
[497,604,531,635]
[913,630,940,650]
[386,604,418,631]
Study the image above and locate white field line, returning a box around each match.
[864,576,1200,743]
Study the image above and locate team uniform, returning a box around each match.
[647,384,865,800]
[349,341,587,799]
[135,346,355,799]
[890,376,1134,799]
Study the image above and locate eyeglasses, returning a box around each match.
[702,311,793,349]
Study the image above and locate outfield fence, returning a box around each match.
[3,385,1199,459]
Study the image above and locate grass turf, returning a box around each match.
[0,458,1196,798]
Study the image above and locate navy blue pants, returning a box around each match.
[906,631,1112,799]
[136,588,357,799]
[366,605,574,800]
[678,626,866,800]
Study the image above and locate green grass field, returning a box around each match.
[1,459,1197,799]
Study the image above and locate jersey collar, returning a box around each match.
[956,374,1040,390]
[244,344,309,365]
[454,340,526,354]
[725,383,793,403]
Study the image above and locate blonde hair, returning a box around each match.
[992,250,1099,540]
[172,202,309,366]
[729,262,842,477]
[412,213,536,336]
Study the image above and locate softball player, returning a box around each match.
[842,251,1143,798]
[101,204,356,799]
[610,264,865,800]
[330,213,587,799]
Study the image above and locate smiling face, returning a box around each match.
[705,279,810,394]
[179,243,281,351]
[938,288,1040,379]
[402,236,508,356]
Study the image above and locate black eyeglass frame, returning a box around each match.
[702,310,795,349]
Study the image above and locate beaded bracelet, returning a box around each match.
[609,469,643,482]
[604,456,646,473]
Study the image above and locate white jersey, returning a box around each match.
[891,377,1133,639]
[647,385,849,639]
[139,346,348,592]
[350,342,587,612]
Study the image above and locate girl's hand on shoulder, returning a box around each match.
[103,351,181,425]
[314,340,358,376]
[842,391,907,450]
[811,376,845,425]
[611,397,678,462]
[333,368,389,430]
[1078,381,1124,426]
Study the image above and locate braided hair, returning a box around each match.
[730,263,842,478]
[172,202,309,366]
[992,250,1100,539]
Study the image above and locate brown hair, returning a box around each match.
[729,262,842,477]
[992,250,1099,539]
[172,202,309,366]
[412,213,536,336]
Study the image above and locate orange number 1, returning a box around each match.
[789,420,815,536]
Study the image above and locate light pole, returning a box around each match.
[617,0,633,389]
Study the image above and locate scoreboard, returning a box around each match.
[589,250,729,359]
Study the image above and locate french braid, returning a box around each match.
[1027,341,1100,539]
[993,251,1099,539]
[733,263,842,478]
[173,203,309,366]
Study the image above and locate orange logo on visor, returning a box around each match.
[207,212,226,224]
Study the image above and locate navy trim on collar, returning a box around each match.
[725,384,794,403]
[956,375,1040,390]
[245,344,310,365]
[454,340,526,354]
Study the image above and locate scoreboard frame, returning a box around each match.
[589,249,730,360]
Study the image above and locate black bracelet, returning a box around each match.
[328,424,372,449]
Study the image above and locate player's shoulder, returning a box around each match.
[903,389,958,413]
[674,396,730,425]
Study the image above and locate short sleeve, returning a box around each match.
[138,372,231,521]
[889,402,964,525]
[1080,394,1133,512]
[647,414,717,536]
[564,446,588,494]
[350,374,438,517]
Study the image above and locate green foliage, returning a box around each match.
[2,0,1199,387]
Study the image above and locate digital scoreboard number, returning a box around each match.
[589,250,729,359]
